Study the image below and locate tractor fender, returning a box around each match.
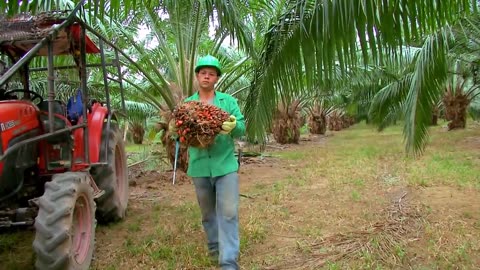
[88,103,109,163]
[73,103,109,164]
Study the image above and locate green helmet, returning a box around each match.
[195,55,222,76]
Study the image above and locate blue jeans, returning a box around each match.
[192,172,239,270]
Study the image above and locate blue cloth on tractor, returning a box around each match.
[67,89,84,123]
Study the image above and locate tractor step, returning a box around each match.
[48,160,71,169]
[89,176,105,199]
[0,207,37,227]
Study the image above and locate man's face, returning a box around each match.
[196,67,219,90]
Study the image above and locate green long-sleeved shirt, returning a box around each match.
[184,91,245,178]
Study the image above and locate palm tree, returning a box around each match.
[11,0,253,170]
[244,0,479,155]
[124,100,157,144]
[242,0,306,144]
[442,62,479,130]
[368,13,480,152]
[91,0,253,171]
[272,98,303,144]
[2,0,253,171]
[5,0,480,155]
[307,99,329,135]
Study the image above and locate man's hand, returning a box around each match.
[220,115,236,134]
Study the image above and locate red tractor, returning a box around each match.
[0,4,129,270]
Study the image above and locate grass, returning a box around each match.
[126,142,170,171]
[125,143,151,165]
[325,122,480,190]
[92,201,213,270]
[0,230,34,270]
[407,152,479,187]
[274,151,306,160]
[1,121,479,269]
[258,121,480,269]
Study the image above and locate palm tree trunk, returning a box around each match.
[342,115,350,129]
[130,123,145,144]
[443,90,469,130]
[328,110,344,131]
[308,113,327,134]
[132,129,145,144]
[272,101,302,144]
[431,107,439,126]
[272,116,301,144]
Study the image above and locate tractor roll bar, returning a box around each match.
[80,20,89,164]
[0,3,82,87]
[80,22,175,108]
[0,1,129,165]
[115,49,127,122]
[47,40,55,133]
[99,39,111,164]
[29,63,118,71]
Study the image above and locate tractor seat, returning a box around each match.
[38,100,66,116]
[38,101,70,143]
[39,113,70,143]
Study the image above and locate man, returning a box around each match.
[172,55,245,270]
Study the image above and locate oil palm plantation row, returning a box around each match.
[364,13,480,153]
[244,0,479,155]
[2,0,480,156]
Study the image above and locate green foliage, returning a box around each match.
[3,0,480,156]
[469,97,480,120]
[245,0,479,154]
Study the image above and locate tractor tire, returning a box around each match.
[33,172,96,270]
[91,123,129,223]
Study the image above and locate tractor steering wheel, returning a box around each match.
[4,89,43,104]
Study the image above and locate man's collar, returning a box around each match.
[191,91,225,103]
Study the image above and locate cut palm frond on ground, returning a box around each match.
[267,192,424,270]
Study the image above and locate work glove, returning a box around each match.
[220,115,236,134]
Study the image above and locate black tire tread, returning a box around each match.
[33,172,96,270]
[91,123,129,223]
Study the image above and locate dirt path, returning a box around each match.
[92,130,480,269]
[1,126,479,270]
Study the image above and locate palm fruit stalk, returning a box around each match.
[172,101,230,148]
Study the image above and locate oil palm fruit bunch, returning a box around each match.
[172,101,230,148]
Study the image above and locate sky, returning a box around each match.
[134,10,232,50]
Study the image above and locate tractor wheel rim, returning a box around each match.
[72,193,92,264]
[115,145,125,200]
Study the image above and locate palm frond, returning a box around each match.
[369,74,414,131]
[245,0,477,145]
[124,100,157,122]
[404,27,454,155]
